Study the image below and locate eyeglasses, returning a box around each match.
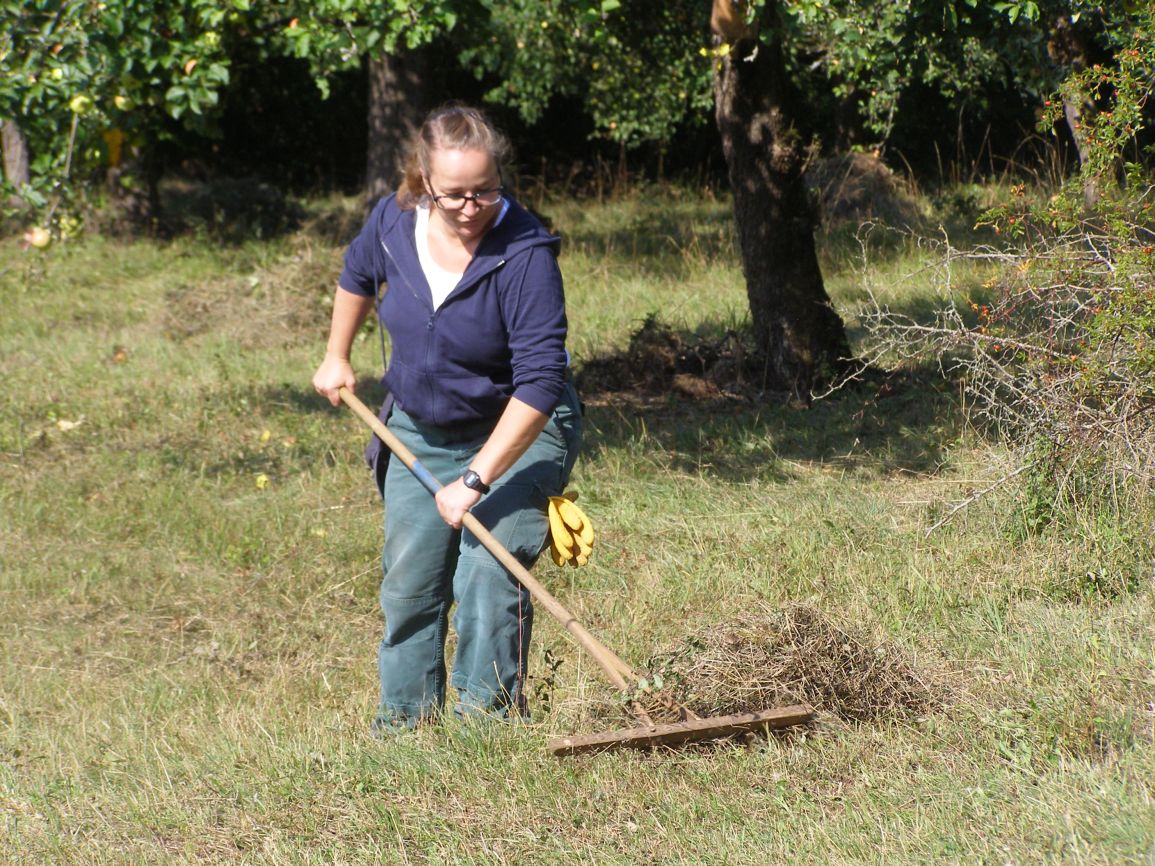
[430,186,504,211]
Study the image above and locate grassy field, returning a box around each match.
[1,189,1152,865]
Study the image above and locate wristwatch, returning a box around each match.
[461,469,491,495]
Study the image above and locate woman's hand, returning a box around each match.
[312,354,356,407]
[435,478,482,529]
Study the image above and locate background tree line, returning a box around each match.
[6,2,1148,206]
[2,0,1152,398]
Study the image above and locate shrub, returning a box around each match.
[863,11,1155,529]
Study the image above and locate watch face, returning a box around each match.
[463,470,489,493]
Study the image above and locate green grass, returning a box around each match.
[1,191,1152,865]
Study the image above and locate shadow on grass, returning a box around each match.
[91,176,310,244]
[154,177,307,244]
[559,205,736,279]
[558,176,996,286]
[572,298,971,481]
[580,360,964,483]
[237,376,963,486]
[254,370,963,482]
[242,327,965,487]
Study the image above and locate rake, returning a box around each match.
[340,388,814,756]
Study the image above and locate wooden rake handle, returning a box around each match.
[338,387,640,692]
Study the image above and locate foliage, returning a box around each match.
[276,0,462,98]
[0,0,469,227]
[1,0,243,221]
[774,0,1014,143]
[862,7,1155,527]
[761,0,1149,148]
[458,0,714,148]
[447,0,1145,158]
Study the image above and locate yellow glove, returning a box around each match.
[547,493,594,567]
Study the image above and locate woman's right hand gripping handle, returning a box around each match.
[313,354,356,407]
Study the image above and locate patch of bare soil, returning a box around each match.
[575,315,764,409]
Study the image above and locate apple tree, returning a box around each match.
[1,0,241,224]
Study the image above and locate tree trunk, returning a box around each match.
[2,118,32,208]
[366,48,430,204]
[1047,13,1110,208]
[711,0,853,399]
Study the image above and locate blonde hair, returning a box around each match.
[397,105,512,209]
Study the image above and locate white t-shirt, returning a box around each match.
[415,201,510,310]
[416,205,462,310]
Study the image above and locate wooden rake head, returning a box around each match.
[547,704,815,756]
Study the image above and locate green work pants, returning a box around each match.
[374,384,581,729]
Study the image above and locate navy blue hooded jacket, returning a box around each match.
[338,193,569,428]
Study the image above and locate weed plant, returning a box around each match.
[0,183,1152,864]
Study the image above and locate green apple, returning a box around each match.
[68,94,93,114]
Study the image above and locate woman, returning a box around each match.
[312,106,582,731]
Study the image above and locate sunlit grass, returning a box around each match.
[1,190,1152,864]
[550,189,747,361]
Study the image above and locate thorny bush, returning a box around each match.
[862,11,1155,529]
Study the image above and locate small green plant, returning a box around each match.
[529,646,565,716]
[617,672,666,708]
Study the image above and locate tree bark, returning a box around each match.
[2,118,32,208]
[365,47,430,204]
[1047,13,1112,208]
[711,0,853,399]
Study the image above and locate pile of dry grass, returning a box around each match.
[804,152,924,230]
[602,603,949,727]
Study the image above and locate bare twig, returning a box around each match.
[857,209,1154,520]
[924,462,1032,536]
